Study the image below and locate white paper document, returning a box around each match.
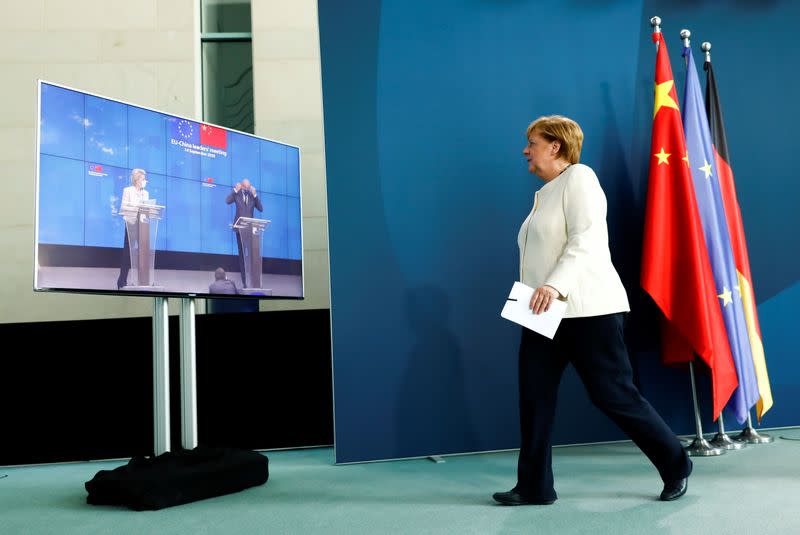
[501,281,567,339]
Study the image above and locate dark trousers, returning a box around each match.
[515,313,691,501]
[117,228,131,289]
[235,232,248,288]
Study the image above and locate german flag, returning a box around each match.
[704,58,773,421]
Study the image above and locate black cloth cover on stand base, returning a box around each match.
[85,446,269,510]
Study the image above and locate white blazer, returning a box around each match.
[518,163,630,318]
[120,186,149,223]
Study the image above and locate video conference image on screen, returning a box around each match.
[34,81,304,299]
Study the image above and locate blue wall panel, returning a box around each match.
[286,147,300,197]
[85,96,128,169]
[166,177,202,253]
[84,164,128,248]
[321,0,800,463]
[288,197,302,260]
[128,107,168,175]
[261,193,289,259]
[261,141,287,195]
[38,155,84,246]
[40,84,84,161]
[200,145,232,187]
[231,131,260,190]
[201,184,236,255]
[146,173,168,252]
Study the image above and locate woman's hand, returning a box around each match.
[529,285,560,315]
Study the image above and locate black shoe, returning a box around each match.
[660,456,692,501]
[660,478,688,501]
[493,490,555,506]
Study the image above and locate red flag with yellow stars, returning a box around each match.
[640,30,738,419]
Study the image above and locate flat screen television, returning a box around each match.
[34,80,303,299]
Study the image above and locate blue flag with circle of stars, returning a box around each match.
[681,45,759,424]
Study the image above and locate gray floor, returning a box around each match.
[3,433,800,535]
[37,266,303,297]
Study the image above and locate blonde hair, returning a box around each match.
[527,115,584,164]
[130,168,146,186]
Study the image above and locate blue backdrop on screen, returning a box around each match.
[38,82,302,261]
[321,0,800,463]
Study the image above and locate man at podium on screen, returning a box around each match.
[117,168,149,289]
[225,178,263,287]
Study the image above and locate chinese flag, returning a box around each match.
[200,124,227,149]
[640,31,738,419]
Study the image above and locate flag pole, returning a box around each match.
[650,15,661,37]
[680,29,691,74]
[700,39,744,451]
[686,360,725,456]
[701,40,774,446]
[735,413,774,444]
[680,28,691,48]
[698,95,746,441]
[671,27,724,457]
[710,412,746,450]
[701,41,711,63]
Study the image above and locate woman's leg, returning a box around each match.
[515,327,569,500]
[569,313,692,483]
[117,228,130,289]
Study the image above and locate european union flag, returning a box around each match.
[169,117,199,144]
[166,117,201,180]
[681,45,759,424]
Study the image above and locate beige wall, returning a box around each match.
[0,0,330,323]
[252,0,330,311]
[0,0,196,323]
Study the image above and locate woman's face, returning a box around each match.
[135,174,147,189]
[522,132,558,176]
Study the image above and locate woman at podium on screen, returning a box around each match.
[492,116,692,506]
[116,168,149,289]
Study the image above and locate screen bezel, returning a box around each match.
[33,79,305,301]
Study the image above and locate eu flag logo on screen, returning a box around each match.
[168,119,228,150]
[170,118,199,144]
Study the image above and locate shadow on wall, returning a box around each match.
[596,82,672,395]
[597,84,655,332]
[595,83,648,387]
[395,285,479,457]
[599,82,637,295]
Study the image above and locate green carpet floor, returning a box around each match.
[3,433,799,534]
